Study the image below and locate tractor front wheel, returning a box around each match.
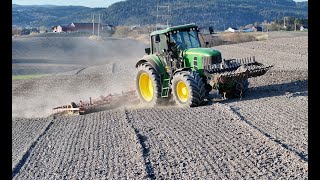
[171,71,206,107]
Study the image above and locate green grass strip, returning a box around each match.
[12,74,50,80]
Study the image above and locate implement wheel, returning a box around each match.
[136,63,162,106]
[171,71,206,107]
[67,102,78,115]
[222,78,249,99]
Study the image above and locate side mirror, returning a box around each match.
[145,48,150,54]
[155,34,160,43]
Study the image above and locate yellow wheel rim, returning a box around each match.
[139,73,154,101]
[67,104,74,115]
[176,81,189,102]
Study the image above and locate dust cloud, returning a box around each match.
[12,36,150,118]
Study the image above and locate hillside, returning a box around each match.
[12,4,105,27]
[104,0,308,29]
[12,0,308,29]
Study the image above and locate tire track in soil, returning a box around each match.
[224,91,308,158]
[12,117,53,167]
[12,119,54,178]
[216,103,308,162]
[126,107,307,179]
[112,63,116,74]
[124,109,155,180]
[75,67,87,75]
[13,110,146,179]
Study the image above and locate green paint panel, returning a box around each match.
[141,54,167,75]
[184,48,221,57]
[183,48,221,75]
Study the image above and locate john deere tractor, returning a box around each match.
[135,24,272,107]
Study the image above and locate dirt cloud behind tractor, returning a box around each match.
[12,36,148,118]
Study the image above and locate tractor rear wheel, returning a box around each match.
[171,71,206,107]
[136,63,162,106]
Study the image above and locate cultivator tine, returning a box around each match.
[247,64,273,78]
[215,62,273,84]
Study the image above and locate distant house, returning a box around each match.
[52,26,60,33]
[300,25,308,31]
[52,25,74,33]
[225,27,239,33]
[63,25,76,32]
[70,22,96,32]
[252,26,262,32]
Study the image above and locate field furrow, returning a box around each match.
[12,32,308,179]
[126,106,308,179]
[12,118,53,169]
[12,110,146,179]
[223,94,308,161]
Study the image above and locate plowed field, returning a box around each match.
[12,32,308,179]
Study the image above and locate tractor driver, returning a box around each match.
[168,32,185,69]
[170,32,187,51]
[168,33,184,58]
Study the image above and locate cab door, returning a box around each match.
[151,34,168,55]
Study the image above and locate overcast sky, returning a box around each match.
[12,0,308,8]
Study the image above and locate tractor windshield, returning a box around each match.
[169,30,201,50]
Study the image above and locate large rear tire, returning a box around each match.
[136,63,162,106]
[171,71,206,107]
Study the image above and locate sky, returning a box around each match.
[12,0,308,8]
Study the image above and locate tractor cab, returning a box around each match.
[147,24,206,56]
[146,24,220,73]
[167,27,202,51]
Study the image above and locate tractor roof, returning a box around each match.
[150,23,198,36]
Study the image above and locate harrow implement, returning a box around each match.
[52,90,139,116]
[205,56,274,86]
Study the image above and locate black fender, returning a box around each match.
[173,67,192,76]
[136,58,164,76]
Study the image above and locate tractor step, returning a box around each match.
[161,78,170,97]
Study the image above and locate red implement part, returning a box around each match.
[52,90,139,115]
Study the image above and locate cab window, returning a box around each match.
[151,34,168,55]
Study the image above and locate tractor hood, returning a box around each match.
[183,48,222,69]
[183,48,221,57]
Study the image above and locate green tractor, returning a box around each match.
[135,24,272,107]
